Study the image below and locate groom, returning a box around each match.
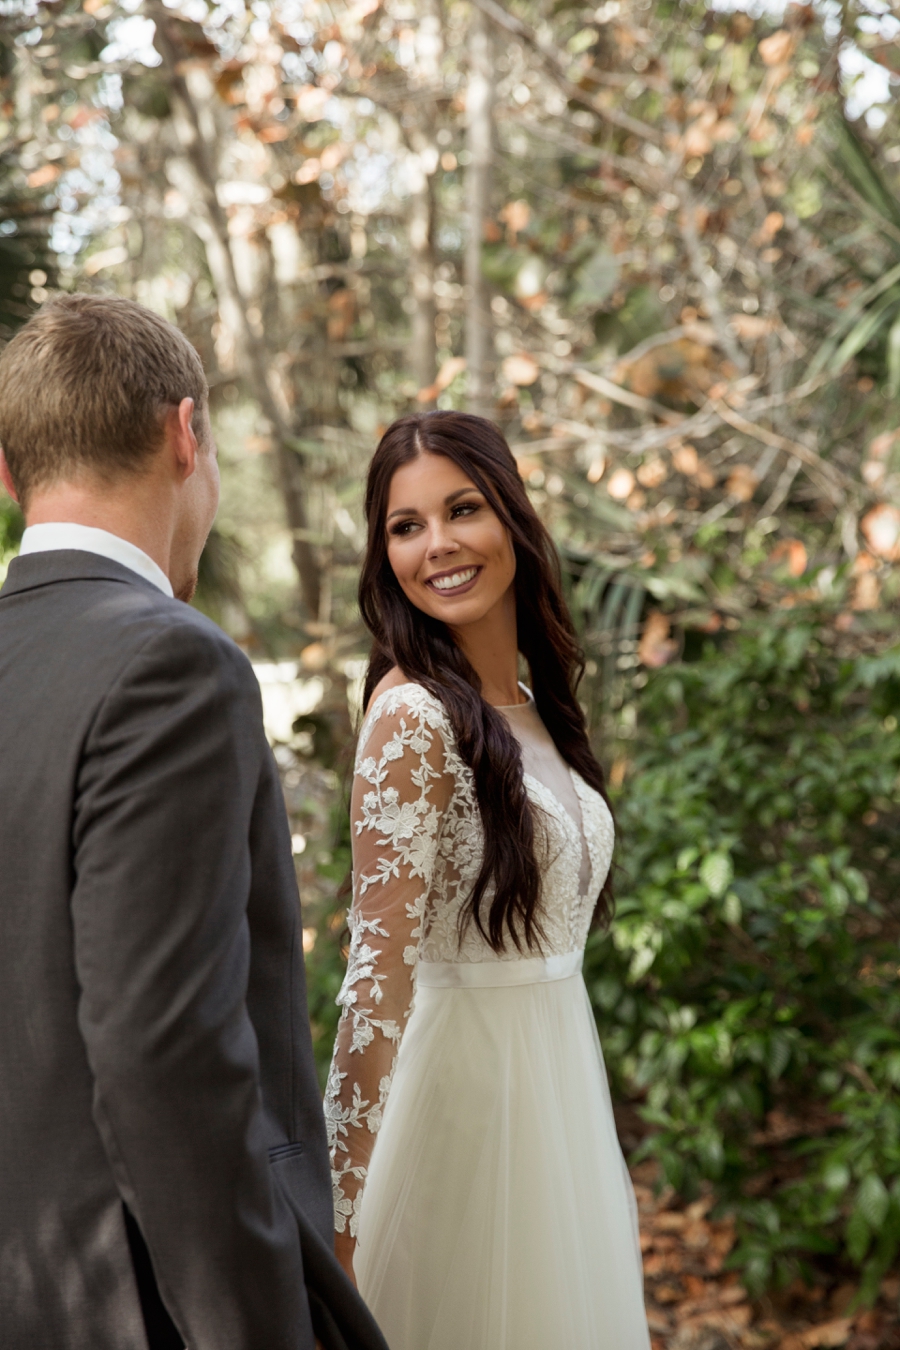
[0,295,386,1350]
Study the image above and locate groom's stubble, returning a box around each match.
[176,573,199,604]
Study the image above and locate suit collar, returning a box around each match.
[19,523,173,596]
[0,550,171,600]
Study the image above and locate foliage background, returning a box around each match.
[2,0,900,1331]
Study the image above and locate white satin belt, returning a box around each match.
[416,949,583,989]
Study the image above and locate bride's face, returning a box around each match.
[385,451,517,628]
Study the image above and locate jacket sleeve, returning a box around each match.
[71,619,313,1350]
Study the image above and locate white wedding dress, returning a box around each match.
[324,683,651,1350]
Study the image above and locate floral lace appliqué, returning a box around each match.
[323,684,614,1235]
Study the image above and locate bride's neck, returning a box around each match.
[451,588,524,707]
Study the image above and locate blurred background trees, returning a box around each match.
[2,0,899,1328]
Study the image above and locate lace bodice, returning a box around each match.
[324,683,614,1238]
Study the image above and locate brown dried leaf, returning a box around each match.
[731,314,777,339]
[607,467,636,500]
[672,444,699,475]
[435,355,467,391]
[637,457,668,488]
[758,29,795,66]
[26,164,60,188]
[499,199,531,236]
[655,1211,690,1232]
[868,430,897,460]
[799,1318,853,1348]
[727,464,758,501]
[760,210,785,242]
[679,1305,752,1333]
[852,573,880,611]
[502,353,540,387]
[861,504,900,560]
[683,123,713,157]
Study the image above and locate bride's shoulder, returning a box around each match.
[363,669,450,734]
[365,665,413,712]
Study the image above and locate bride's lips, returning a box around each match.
[423,564,483,597]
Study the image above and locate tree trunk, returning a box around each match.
[464,5,494,417]
[409,169,437,395]
[149,4,321,621]
[403,0,443,399]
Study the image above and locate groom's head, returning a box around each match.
[0,293,218,600]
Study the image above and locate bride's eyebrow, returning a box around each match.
[386,487,481,522]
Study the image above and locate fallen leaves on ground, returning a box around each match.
[633,1161,900,1350]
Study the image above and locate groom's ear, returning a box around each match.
[164,398,199,482]
[0,449,20,504]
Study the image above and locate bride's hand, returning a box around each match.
[334,1230,358,1288]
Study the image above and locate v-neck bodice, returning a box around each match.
[496,692,592,897]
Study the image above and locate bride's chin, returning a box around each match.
[431,602,487,629]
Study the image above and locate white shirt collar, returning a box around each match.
[18,523,174,598]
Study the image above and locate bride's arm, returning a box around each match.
[324,691,452,1280]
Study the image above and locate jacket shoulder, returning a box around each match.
[118,600,258,692]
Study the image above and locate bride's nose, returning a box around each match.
[425,518,461,559]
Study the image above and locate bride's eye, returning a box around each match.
[451,502,479,519]
[389,518,419,536]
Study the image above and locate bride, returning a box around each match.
[324,411,651,1349]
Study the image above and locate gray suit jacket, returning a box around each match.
[0,551,386,1350]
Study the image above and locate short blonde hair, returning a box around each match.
[0,293,208,507]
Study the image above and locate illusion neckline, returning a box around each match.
[492,682,533,712]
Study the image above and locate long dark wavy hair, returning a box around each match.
[359,410,613,952]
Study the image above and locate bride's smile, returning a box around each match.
[385,450,517,628]
[426,563,481,593]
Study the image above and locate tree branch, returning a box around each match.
[470,0,664,146]
[711,399,854,505]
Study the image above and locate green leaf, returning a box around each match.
[676,846,699,872]
[846,1208,871,1264]
[700,852,733,898]
[568,26,598,54]
[571,246,618,311]
[644,574,706,602]
[789,177,822,220]
[856,1174,890,1232]
[829,292,900,375]
[805,258,900,381]
[767,1033,791,1081]
[830,114,900,236]
[723,891,742,925]
[824,1162,851,1193]
[887,311,900,397]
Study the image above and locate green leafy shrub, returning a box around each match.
[585,614,900,1299]
[0,495,22,580]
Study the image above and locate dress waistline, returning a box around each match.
[416,949,583,989]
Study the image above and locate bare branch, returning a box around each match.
[573,367,683,421]
[711,399,853,505]
[470,0,665,146]
[675,181,749,375]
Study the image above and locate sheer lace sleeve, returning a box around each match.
[324,688,454,1239]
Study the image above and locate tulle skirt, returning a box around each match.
[353,959,651,1350]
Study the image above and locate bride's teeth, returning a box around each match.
[432,568,476,590]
